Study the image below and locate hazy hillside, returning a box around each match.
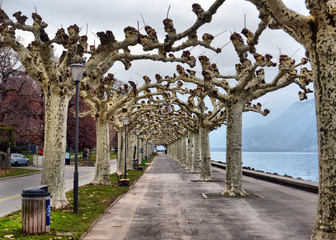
[242,99,317,151]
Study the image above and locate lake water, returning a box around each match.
[211,151,318,182]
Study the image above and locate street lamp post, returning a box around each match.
[123,117,129,179]
[135,130,140,165]
[146,140,148,162]
[70,63,85,214]
[141,137,144,164]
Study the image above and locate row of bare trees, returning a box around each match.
[0,46,103,151]
[0,1,224,208]
[1,0,336,238]
[0,47,44,147]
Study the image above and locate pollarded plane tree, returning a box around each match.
[156,71,269,181]
[121,101,173,171]
[131,102,184,159]
[124,91,190,162]
[167,101,263,175]
[80,73,179,184]
[133,76,198,166]
[129,98,175,140]
[128,83,195,153]
[0,1,224,207]
[110,86,183,172]
[145,108,193,166]
[137,78,224,178]
[172,19,312,196]
[157,115,190,164]
[238,1,336,238]
[132,105,191,158]
[163,110,198,169]
[168,83,227,181]
[126,105,165,164]
[79,74,129,185]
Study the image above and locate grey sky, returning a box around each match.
[2,0,312,147]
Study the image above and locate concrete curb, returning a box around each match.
[211,161,318,194]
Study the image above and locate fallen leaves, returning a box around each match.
[0,169,10,175]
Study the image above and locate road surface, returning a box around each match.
[0,160,116,217]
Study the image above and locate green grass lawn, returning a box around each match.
[0,155,155,240]
[68,152,117,165]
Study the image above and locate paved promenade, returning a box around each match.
[82,153,317,240]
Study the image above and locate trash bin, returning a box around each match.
[21,185,51,234]
[132,159,138,169]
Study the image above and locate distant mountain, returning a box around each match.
[242,99,317,151]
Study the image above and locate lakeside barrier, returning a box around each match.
[211,161,318,194]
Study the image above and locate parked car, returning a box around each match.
[11,153,30,166]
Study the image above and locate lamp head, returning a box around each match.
[70,63,85,82]
[123,117,130,125]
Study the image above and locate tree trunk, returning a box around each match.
[186,132,193,170]
[181,136,187,167]
[117,131,123,172]
[41,92,70,209]
[191,130,200,173]
[200,126,213,181]
[222,100,247,197]
[91,120,111,185]
[175,139,180,163]
[126,130,133,169]
[309,50,336,239]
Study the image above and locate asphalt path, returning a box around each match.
[84,153,317,240]
[0,160,117,217]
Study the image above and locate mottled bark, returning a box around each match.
[186,132,193,170]
[91,120,111,185]
[244,1,336,237]
[176,141,179,161]
[41,92,70,209]
[117,131,124,172]
[145,140,148,160]
[200,126,213,181]
[181,136,187,167]
[175,140,180,163]
[126,130,133,169]
[223,100,247,196]
[309,49,336,239]
[191,130,201,173]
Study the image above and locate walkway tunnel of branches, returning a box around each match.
[1,0,336,239]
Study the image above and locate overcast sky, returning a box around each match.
[2,0,312,147]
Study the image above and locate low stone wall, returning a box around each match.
[212,161,318,194]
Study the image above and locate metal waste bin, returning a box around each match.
[133,159,138,169]
[21,185,51,234]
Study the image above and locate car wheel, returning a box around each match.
[14,162,18,167]
[26,161,30,166]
